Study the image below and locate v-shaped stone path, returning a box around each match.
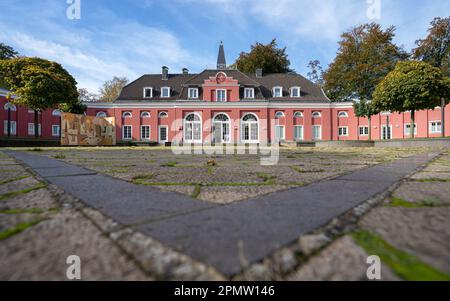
[3,150,438,276]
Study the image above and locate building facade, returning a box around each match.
[1,44,449,143]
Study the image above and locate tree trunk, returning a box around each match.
[368,116,372,141]
[411,110,415,139]
[442,98,446,138]
[7,108,11,137]
[34,110,39,138]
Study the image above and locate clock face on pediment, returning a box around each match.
[216,72,226,84]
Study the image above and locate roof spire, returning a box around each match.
[217,41,226,70]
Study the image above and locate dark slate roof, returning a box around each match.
[217,42,226,69]
[116,69,329,103]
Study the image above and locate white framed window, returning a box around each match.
[141,125,150,140]
[429,121,442,134]
[312,125,322,140]
[272,86,283,98]
[3,120,17,135]
[338,126,348,137]
[4,103,17,111]
[404,123,417,135]
[143,87,153,98]
[294,125,304,141]
[275,111,285,118]
[275,125,285,141]
[294,111,303,118]
[338,111,348,118]
[290,87,300,97]
[212,113,231,143]
[161,87,171,98]
[244,88,254,99]
[122,111,132,118]
[52,125,60,137]
[158,125,168,143]
[312,111,322,118]
[159,111,168,118]
[123,125,132,140]
[27,123,41,136]
[359,126,369,136]
[96,111,107,118]
[140,111,150,118]
[184,113,202,143]
[52,109,61,116]
[188,88,198,99]
[241,113,259,143]
[216,89,227,102]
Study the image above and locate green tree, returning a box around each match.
[413,16,450,136]
[99,76,128,102]
[0,43,18,60]
[0,57,80,137]
[233,39,292,74]
[324,23,408,102]
[372,61,450,138]
[353,99,378,140]
[306,60,324,86]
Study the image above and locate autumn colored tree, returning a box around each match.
[372,61,450,138]
[0,57,80,137]
[234,39,292,74]
[323,23,408,102]
[306,60,324,86]
[98,76,128,102]
[413,16,450,136]
[353,99,378,140]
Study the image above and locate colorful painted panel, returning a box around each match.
[61,113,116,146]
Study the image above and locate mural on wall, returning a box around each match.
[61,113,116,146]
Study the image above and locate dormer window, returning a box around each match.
[161,87,170,98]
[216,89,227,102]
[290,87,300,97]
[272,86,283,98]
[143,87,153,98]
[244,88,254,99]
[188,88,198,99]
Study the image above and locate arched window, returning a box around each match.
[52,109,61,116]
[4,103,16,111]
[241,113,259,143]
[213,113,231,143]
[141,111,150,118]
[159,111,168,118]
[294,111,303,118]
[312,111,322,118]
[338,111,348,118]
[184,113,202,143]
[122,111,132,118]
[96,111,107,118]
[275,111,285,118]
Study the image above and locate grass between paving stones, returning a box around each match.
[0,183,47,201]
[0,220,44,241]
[0,208,44,214]
[0,175,30,185]
[352,230,450,281]
[291,166,325,173]
[191,184,202,198]
[52,153,66,159]
[160,161,178,167]
[413,178,450,183]
[387,196,448,208]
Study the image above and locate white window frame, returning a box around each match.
[183,113,202,143]
[4,120,17,135]
[404,123,417,135]
[140,111,150,118]
[244,88,254,99]
[161,87,171,98]
[275,111,285,118]
[338,126,348,137]
[122,111,132,118]
[141,125,151,140]
[312,125,322,140]
[158,111,168,118]
[272,86,283,98]
[381,125,393,140]
[275,125,285,141]
[212,113,231,143]
[294,111,303,118]
[27,123,41,136]
[158,125,168,143]
[4,103,17,111]
[96,111,107,118]
[241,113,259,143]
[188,88,199,99]
[359,126,369,136]
[429,121,442,134]
[143,87,153,98]
[216,89,227,102]
[122,125,132,140]
[52,124,60,137]
[312,111,322,118]
[52,109,61,117]
[290,86,300,98]
[338,111,348,118]
[294,125,304,141]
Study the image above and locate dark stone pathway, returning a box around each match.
[3,150,438,276]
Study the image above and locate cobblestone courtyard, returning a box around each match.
[0,146,449,280]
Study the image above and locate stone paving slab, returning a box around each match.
[3,150,438,276]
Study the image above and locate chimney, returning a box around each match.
[162,66,169,80]
[256,68,263,78]
[182,68,189,75]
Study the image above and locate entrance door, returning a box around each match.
[312,125,322,141]
[213,113,230,143]
[381,125,392,140]
[159,125,168,143]
[275,125,285,142]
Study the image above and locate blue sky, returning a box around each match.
[0,0,449,93]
